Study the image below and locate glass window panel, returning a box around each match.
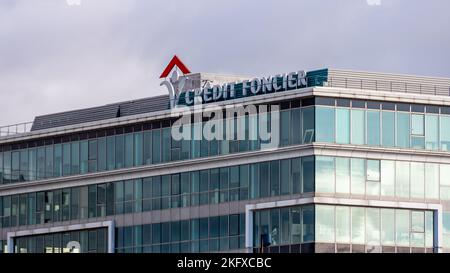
[382,111,395,147]
[351,207,365,244]
[397,112,410,148]
[302,107,315,143]
[411,211,425,233]
[280,208,290,245]
[124,134,134,168]
[260,162,269,198]
[98,137,107,172]
[71,142,79,175]
[412,114,424,135]
[425,211,433,248]
[290,207,301,244]
[302,205,314,242]
[249,163,259,199]
[270,161,280,196]
[291,158,301,194]
[425,163,439,199]
[381,209,395,245]
[335,157,350,194]
[442,115,450,151]
[302,156,315,193]
[366,160,380,181]
[162,128,171,162]
[366,208,380,245]
[315,156,335,193]
[395,161,410,198]
[143,131,152,165]
[336,206,350,243]
[45,146,53,179]
[351,158,365,195]
[62,144,71,176]
[410,162,424,199]
[367,111,380,146]
[88,140,97,173]
[115,135,125,169]
[152,130,161,163]
[280,110,290,146]
[315,205,334,243]
[441,164,450,200]
[336,108,350,144]
[134,132,143,166]
[36,148,45,180]
[80,141,88,174]
[106,136,115,171]
[351,109,365,145]
[28,149,37,181]
[396,210,410,246]
[280,159,290,195]
[425,115,439,150]
[291,108,301,145]
[380,160,395,197]
[315,107,335,142]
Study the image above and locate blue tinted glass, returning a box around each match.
[315,107,335,142]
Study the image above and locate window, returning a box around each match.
[290,207,301,243]
[380,160,395,197]
[315,107,335,142]
[28,149,37,181]
[395,161,410,198]
[302,157,314,193]
[152,130,161,164]
[411,211,425,247]
[411,114,425,149]
[143,131,152,165]
[98,137,107,172]
[366,160,380,181]
[36,148,45,180]
[351,158,365,195]
[124,134,134,168]
[425,163,439,199]
[397,112,410,148]
[367,111,380,146]
[106,136,115,171]
[302,205,314,242]
[291,158,301,194]
[280,110,291,146]
[315,156,334,193]
[115,135,125,169]
[336,206,350,243]
[162,128,171,162]
[280,208,290,245]
[291,108,301,144]
[351,109,365,145]
[45,146,53,178]
[440,164,450,200]
[270,161,280,196]
[410,162,424,199]
[441,115,450,151]
[280,159,290,195]
[444,212,450,248]
[396,210,410,246]
[259,162,269,198]
[302,107,314,143]
[425,115,439,150]
[351,207,365,244]
[381,209,395,245]
[80,141,88,174]
[366,208,380,245]
[315,205,334,243]
[62,144,71,176]
[88,140,97,173]
[336,108,350,144]
[134,132,143,166]
[335,157,350,194]
[249,164,259,199]
[71,142,79,175]
[382,111,395,147]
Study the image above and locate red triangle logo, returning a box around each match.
[159,55,191,78]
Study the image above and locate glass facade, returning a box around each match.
[315,156,448,201]
[253,205,434,252]
[115,214,244,253]
[13,228,107,253]
[0,156,313,229]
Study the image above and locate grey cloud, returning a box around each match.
[0,0,449,126]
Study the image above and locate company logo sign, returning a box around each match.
[181,71,308,107]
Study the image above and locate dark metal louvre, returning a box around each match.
[31,95,170,131]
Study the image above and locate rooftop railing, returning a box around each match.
[0,121,34,137]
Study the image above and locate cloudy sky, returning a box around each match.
[0,0,449,126]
